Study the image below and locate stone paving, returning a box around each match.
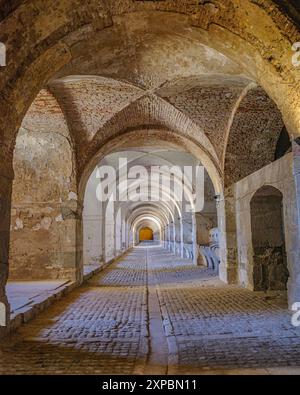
[1,245,300,374]
[147,248,300,374]
[7,281,68,314]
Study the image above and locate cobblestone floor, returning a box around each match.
[1,245,300,375]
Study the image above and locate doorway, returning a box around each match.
[250,186,289,291]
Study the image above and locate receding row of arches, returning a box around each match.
[1,88,296,339]
[7,120,291,295]
[1,1,300,338]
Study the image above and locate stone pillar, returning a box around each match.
[182,212,193,260]
[129,225,134,247]
[83,213,103,265]
[114,208,122,256]
[100,208,105,256]
[289,140,300,306]
[180,217,184,257]
[104,200,115,262]
[170,222,175,253]
[218,187,238,284]
[192,212,197,264]
[83,177,104,266]
[165,225,169,249]
[195,213,208,265]
[61,198,83,284]
[126,223,132,248]
[121,218,126,251]
[0,165,13,337]
[173,217,182,256]
[163,226,168,248]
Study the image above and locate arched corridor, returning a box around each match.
[1,244,300,375]
[1,0,300,376]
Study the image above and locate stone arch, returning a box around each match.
[1,3,300,150]
[221,86,287,284]
[78,128,223,205]
[78,130,220,267]
[81,140,201,271]
[1,1,300,336]
[1,2,300,176]
[9,89,79,282]
[126,202,173,226]
[224,86,284,188]
[133,216,162,246]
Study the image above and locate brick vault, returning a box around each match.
[0,0,300,375]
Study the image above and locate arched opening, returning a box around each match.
[139,227,154,242]
[275,126,292,161]
[7,90,79,317]
[250,186,289,292]
[1,0,300,372]
[133,216,163,247]
[81,142,220,269]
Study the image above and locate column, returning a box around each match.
[289,140,300,307]
[218,187,238,284]
[0,163,13,337]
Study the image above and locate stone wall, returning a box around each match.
[9,128,78,281]
[250,188,288,291]
[235,153,299,307]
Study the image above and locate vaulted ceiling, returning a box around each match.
[8,0,296,189]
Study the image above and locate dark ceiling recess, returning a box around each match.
[272,0,300,28]
[275,126,292,160]
[0,0,23,21]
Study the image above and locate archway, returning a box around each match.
[250,186,289,292]
[1,2,300,340]
[9,90,77,281]
[81,144,217,266]
[139,227,154,242]
[6,89,79,320]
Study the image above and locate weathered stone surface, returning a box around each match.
[235,154,300,308]
[1,246,300,374]
[1,1,300,367]
[9,98,78,281]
